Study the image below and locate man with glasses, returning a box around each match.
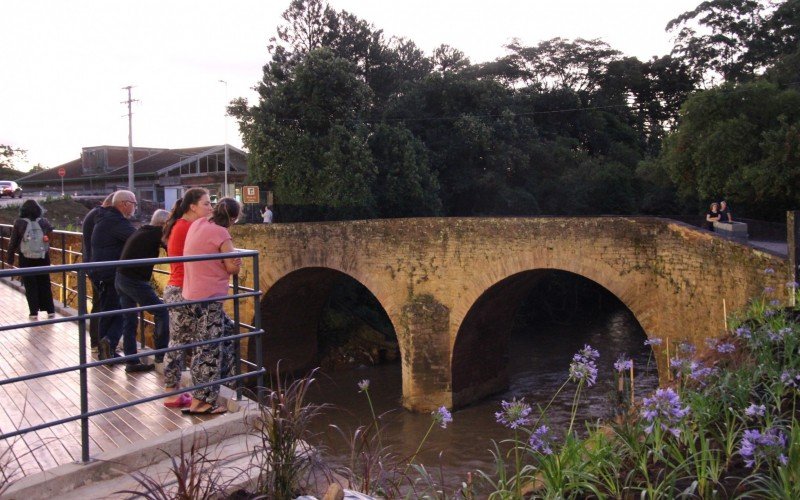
[90,190,154,372]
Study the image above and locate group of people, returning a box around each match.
[86,188,241,413]
[6,189,243,415]
[705,200,734,231]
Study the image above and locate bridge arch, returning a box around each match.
[252,266,401,375]
[450,267,652,408]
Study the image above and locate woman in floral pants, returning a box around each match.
[161,188,213,408]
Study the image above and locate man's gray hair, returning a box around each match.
[150,209,169,226]
[111,190,136,206]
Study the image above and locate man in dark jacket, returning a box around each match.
[91,190,153,372]
[116,209,169,364]
[82,192,114,350]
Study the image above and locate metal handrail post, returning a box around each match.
[139,311,145,349]
[1,226,6,269]
[232,274,241,401]
[60,232,67,304]
[252,252,264,401]
[77,270,90,463]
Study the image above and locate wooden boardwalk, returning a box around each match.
[0,279,212,481]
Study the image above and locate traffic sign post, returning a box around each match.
[58,167,66,197]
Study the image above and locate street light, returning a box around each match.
[218,79,229,198]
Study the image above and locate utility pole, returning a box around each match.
[219,80,229,198]
[122,86,138,192]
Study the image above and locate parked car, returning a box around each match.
[0,180,22,198]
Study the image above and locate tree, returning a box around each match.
[0,145,26,179]
[233,49,377,219]
[660,80,800,219]
[504,37,622,93]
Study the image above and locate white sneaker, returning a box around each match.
[47,313,56,319]
[28,314,38,320]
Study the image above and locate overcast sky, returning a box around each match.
[1,0,701,171]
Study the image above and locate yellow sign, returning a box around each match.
[242,186,260,204]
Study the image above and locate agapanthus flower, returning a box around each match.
[780,370,800,388]
[735,326,752,339]
[764,267,775,275]
[787,281,799,290]
[569,344,599,387]
[614,356,633,372]
[495,398,532,429]
[745,404,766,418]
[740,427,788,468]
[764,309,777,318]
[529,425,554,455]
[644,337,663,346]
[670,356,692,375]
[677,342,696,356]
[715,342,736,354]
[769,299,780,306]
[641,388,690,437]
[357,379,370,392]
[764,286,775,295]
[687,361,715,384]
[432,406,453,429]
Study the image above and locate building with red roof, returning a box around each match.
[17,144,247,209]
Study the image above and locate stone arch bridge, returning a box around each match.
[231,217,788,412]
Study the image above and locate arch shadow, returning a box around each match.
[451,268,649,409]
[248,267,397,376]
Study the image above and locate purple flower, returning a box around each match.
[641,388,690,437]
[716,342,736,354]
[764,268,775,275]
[764,286,775,295]
[689,361,715,384]
[740,427,787,468]
[569,344,599,387]
[614,356,633,372]
[745,404,766,418]
[677,342,696,356]
[769,299,780,306]
[644,337,663,347]
[495,398,532,429]
[670,356,692,376]
[529,425,554,455]
[787,281,799,289]
[780,370,800,388]
[735,326,752,339]
[767,328,792,343]
[357,379,370,392]
[764,309,777,318]
[432,406,453,429]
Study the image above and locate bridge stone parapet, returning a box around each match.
[231,217,789,411]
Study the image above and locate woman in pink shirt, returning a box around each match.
[161,188,213,408]
[181,197,242,414]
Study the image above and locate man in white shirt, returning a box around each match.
[261,205,273,223]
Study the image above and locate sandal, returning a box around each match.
[163,393,192,408]
[181,402,227,415]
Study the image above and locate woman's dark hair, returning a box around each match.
[19,199,43,220]
[162,187,209,244]
[210,197,241,228]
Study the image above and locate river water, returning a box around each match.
[305,303,659,492]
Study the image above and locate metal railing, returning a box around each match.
[0,251,265,464]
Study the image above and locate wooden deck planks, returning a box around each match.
[0,280,210,478]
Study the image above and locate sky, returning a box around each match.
[0,0,702,172]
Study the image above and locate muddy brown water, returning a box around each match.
[305,305,659,493]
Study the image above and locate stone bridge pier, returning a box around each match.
[232,217,788,412]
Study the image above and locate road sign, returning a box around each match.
[58,167,66,177]
[242,186,260,204]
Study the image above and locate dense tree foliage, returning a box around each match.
[0,145,26,179]
[233,0,800,222]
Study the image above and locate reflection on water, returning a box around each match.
[306,305,659,491]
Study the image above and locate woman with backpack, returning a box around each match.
[6,199,55,320]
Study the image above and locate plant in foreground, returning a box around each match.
[251,367,329,499]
